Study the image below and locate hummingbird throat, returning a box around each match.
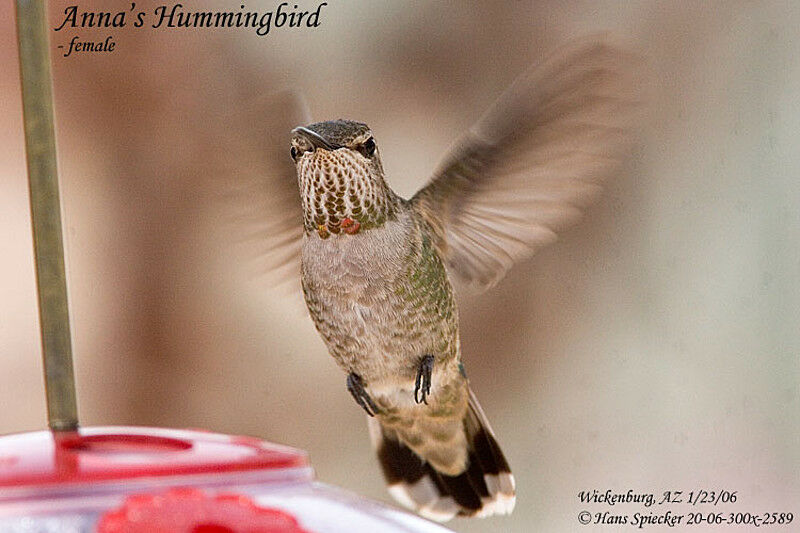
[298,150,398,238]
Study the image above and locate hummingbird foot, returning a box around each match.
[347,372,381,417]
[414,355,434,405]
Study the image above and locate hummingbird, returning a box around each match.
[245,35,638,521]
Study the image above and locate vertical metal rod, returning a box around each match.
[15,0,79,431]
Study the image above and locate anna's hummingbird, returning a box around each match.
[248,35,638,521]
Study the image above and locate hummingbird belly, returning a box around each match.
[300,211,460,393]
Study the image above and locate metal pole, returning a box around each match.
[15,0,78,432]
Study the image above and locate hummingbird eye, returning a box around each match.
[290,146,298,162]
[359,137,376,158]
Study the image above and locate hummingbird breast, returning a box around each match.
[301,205,460,395]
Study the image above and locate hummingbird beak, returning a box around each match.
[292,126,338,151]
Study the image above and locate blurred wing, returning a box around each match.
[411,35,640,290]
[224,91,310,301]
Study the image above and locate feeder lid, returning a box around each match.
[0,426,309,495]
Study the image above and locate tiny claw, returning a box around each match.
[347,372,380,416]
[414,355,434,405]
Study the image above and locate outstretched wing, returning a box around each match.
[411,35,641,290]
[224,91,310,299]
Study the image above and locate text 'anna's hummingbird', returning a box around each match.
[246,35,638,521]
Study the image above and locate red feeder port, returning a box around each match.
[97,487,311,533]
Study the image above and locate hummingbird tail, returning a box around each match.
[368,387,515,521]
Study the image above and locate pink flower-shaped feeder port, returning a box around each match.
[97,487,312,533]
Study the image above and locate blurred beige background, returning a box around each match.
[1,1,799,531]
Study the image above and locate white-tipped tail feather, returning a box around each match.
[369,388,515,521]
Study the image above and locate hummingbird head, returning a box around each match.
[291,120,398,236]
